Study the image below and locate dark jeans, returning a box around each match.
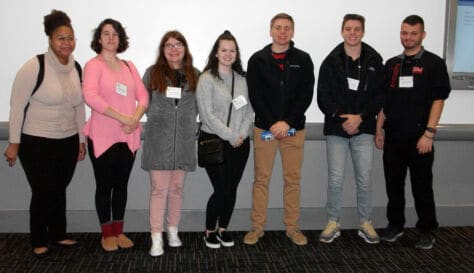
[88,139,135,224]
[205,137,250,230]
[383,140,439,233]
[18,134,79,247]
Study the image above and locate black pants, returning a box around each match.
[88,139,135,224]
[205,137,250,230]
[383,140,439,233]
[18,134,79,247]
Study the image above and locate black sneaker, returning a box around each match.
[381,226,404,242]
[203,232,220,249]
[415,233,435,250]
[216,231,235,247]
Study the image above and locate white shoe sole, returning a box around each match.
[203,237,221,249]
[149,248,164,256]
[381,232,404,242]
[358,230,380,244]
[216,236,235,247]
[319,230,340,243]
[168,240,182,247]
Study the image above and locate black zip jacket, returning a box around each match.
[247,41,315,130]
[317,42,385,137]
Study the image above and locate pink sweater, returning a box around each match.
[82,55,149,157]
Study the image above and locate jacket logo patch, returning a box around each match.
[368,66,375,71]
[289,64,300,68]
[412,66,423,74]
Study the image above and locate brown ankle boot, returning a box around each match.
[101,223,118,251]
[112,221,134,248]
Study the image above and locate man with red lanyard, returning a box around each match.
[375,15,451,250]
[244,13,315,246]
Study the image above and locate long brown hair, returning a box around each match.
[148,31,197,92]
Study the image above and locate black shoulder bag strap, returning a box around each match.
[197,72,235,136]
[22,54,82,130]
[226,71,235,126]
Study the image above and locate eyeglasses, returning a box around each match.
[55,36,76,43]
[164,43,184,50]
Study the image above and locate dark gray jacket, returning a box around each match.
[141,67,199,171]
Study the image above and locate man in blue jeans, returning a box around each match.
[317,14,384,244]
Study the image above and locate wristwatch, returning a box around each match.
[426,127,437,134]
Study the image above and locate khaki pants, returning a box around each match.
[250,127,306,231]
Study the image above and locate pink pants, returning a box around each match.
[149,170,186,233]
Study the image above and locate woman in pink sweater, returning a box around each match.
[82,18,149,252]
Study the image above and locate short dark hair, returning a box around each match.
[43,10,72,37]
[203,30,245,79]
[342,14,365,32]
[270,13,294,29]
[90,18,129,54]
[403,15,425,31]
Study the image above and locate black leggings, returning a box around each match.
[88,139,135,224]
[19,134,79,247]
[205,137,250,230]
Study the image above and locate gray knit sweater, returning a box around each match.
[196,70,254,145]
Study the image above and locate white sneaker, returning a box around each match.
[167,226,182,247]
[150,232,164,256]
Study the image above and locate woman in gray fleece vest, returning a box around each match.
[197,31,254,248]
[141,31,199,257]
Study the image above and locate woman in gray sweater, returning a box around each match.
[197,31,254,248]
[141,31,199,256]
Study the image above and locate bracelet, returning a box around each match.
[423,133,434,140]
[426,127,437,134]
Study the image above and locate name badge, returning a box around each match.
[399,76,414,88]
[116,82,127,96]
[232,95,248,110]
[166,86,182,99]
[347,77,359,91]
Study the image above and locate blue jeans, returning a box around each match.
[326,134,374,223]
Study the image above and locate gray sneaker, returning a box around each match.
[319,220,340,243]
[415,233,435,250]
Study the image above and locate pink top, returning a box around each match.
[82,55,149,157]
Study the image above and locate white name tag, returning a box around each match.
[347,77,359,91]
[232,95,247,110]
[116,82,127,96]
[166,86,182,99]
[399,76,414,88]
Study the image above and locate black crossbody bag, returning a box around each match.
[197,72,234,167]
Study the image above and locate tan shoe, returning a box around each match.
[243,229,264,245]
[117,233,134,248]
[358,221,380,244]
[101,236,118,252]
[286,229,307,246]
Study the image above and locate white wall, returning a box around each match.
[0,0,472,123]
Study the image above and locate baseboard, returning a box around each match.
[1,206,473,233]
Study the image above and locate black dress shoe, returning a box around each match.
[32,248,49,259]
[52,240,79,249]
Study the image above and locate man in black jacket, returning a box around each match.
[375,15,451,250]
[317,14,384,244]
[243,13,315,246]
